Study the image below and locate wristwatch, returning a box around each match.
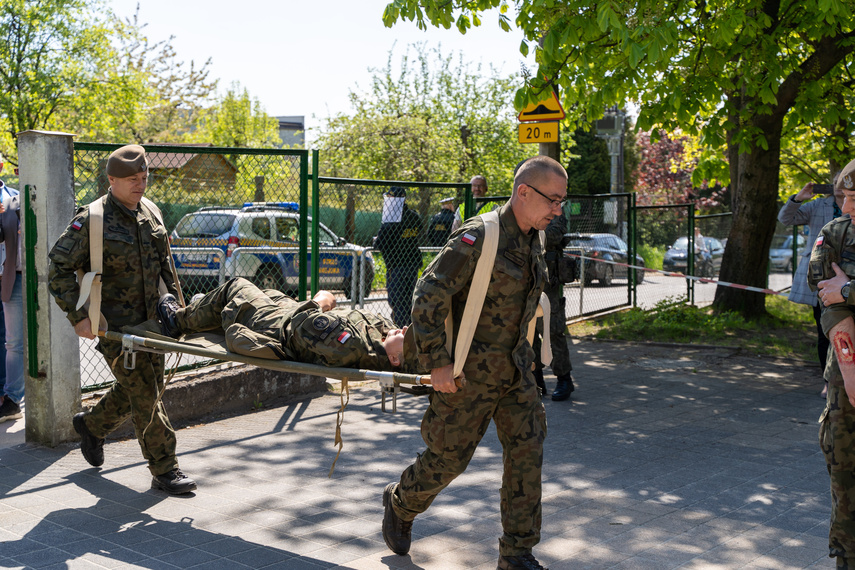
[842,282,851,301]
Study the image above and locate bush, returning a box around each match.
[638,244,665,270]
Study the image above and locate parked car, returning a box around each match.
[769,234,806,273]
[565,233,645,286]
[662,236,724,277]
[170,202,375,298]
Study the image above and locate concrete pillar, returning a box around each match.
[18,130,81,446]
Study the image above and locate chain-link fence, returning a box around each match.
[68,142,771,390]
[315,177,469,327]
[74,143,308,390]
[561,193,635,319]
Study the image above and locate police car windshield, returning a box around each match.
[175,213,236,238]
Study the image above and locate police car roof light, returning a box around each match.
[242,202,299,212]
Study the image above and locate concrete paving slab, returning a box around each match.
[0,340,836,569]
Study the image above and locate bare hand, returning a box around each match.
[794,183,815,202]
[73,318,96,340]
[818,263,849,306]
[430,364,458,393]
[312,290,336,312]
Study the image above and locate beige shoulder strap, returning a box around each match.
[75,196,107,336]
[526,230,552,367]
[445,210,500,380]
[141,197,185,307]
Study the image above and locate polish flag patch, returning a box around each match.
[815,235,824,247]
[337,331,351,344]
[461,233,477,245]
[71,220,83,231]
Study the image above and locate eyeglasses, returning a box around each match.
[526,184,567,209]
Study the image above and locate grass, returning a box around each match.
[568,294,818,362]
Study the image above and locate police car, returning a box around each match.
[170,202,375,297]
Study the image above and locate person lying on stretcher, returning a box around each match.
[156,277,417,373]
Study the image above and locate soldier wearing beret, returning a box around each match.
[382,155,566,570]
[807,157,855,568]
[48,144,196,495]
[155,277,412,372]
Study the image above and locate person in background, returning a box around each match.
[0,154,21,423]
[778,176,844,397]
[374,186,423,328]
[451,175,503,232]
[427,197,456,247]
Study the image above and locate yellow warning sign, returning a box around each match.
[517,91,566,122]
[518,122,559,144]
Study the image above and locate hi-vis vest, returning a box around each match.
[76,195,183,336]
[445,210,551,380]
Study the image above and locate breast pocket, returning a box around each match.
[491,256,525,296]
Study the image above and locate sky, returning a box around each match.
[109,0,534,141]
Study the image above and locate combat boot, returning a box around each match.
[156,294,182,338]
[382,482,413,555]
[72,412,105,467]
[497,553,548,569]
[151,468,197,495]
[551,373,575,401]
[532,369,547,397]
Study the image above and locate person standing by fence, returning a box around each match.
[374,186,423,327]
[778,177,844,397]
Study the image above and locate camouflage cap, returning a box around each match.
[106,145,147,178]
[836,158,855,191]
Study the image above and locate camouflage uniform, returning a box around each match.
[176,277,401,371]
[48,192,180,477]
[807,216,855,566]
[390,202,548,557]
[533,213,573,379]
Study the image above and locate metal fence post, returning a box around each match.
[18,130,81,446]
[311,149,319,297]
[688,203,696,305]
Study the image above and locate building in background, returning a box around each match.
[277,116,305,147]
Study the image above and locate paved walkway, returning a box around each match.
[0,340,835,569]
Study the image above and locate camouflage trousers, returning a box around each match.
[820,383,855,561]
[392,370,547,556]
[84,339,177,477]
[533,281,572,377]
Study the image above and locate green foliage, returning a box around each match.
[314,43,531,192]
[383,0,855,317]
[192,84,280,148]
[636,244,664,271]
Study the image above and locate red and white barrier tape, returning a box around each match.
[565,253,790,297]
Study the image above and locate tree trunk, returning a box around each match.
[714,118,783,318]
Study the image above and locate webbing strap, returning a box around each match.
[445,211,499,380]
[76,196,106,336]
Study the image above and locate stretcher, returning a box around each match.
[101,329,433,413]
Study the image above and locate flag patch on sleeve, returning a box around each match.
[337,331,351,344]
[816,235,824,247]
[71,220,83,231]
[461,233,477,245]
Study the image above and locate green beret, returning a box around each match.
[106,145,147,178]
[836,158,855,191]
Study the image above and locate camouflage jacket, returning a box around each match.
[410,202,548,383]
[48,192,178,329]
[223,299,399,371]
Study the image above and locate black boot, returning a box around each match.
[533,369,547,397]
[551,374,575,401]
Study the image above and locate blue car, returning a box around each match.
[170,203,375,299]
